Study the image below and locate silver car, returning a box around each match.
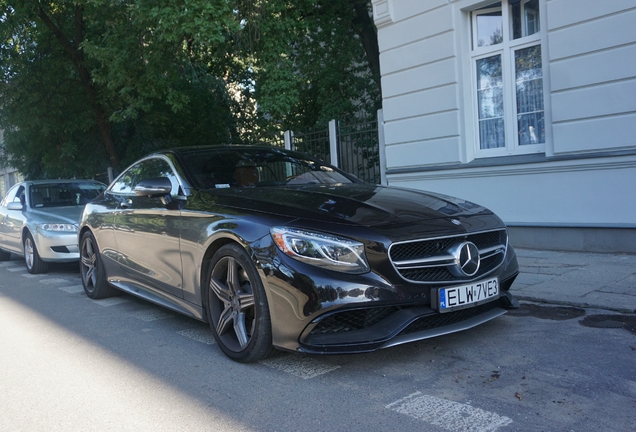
[0,180,106,273]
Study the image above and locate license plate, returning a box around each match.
[437,277,499,313]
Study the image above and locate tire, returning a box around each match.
[24,232,49,274]
[206,244,276,363]
[80,231,118,299]
[0,249,11,261]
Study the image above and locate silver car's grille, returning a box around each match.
[389,229,508,284]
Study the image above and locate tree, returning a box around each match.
[233,0,381,135]
[0,0,237,179]
[1,1,383,178]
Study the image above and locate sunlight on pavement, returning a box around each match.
[0,296,252,432]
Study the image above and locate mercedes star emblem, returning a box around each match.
[449,241,480,277]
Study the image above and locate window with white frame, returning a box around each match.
[471,0,545,155]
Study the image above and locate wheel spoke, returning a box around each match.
[237,291,255,311]
[233,312,249,348]
[86,239,94,256]
[216,306,234,337]
[209,278,232,304]
[226,257,239,295]
[86,267,96,287]
[81,255,94,267]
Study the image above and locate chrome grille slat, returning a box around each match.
[388,229,508,284]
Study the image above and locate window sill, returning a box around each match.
[386,149,636,175]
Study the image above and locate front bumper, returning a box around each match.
[260,239,520,354]
[297,276,518,354]
[33,229,80,262]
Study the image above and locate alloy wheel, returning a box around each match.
[24,237,34,270]
[209,256,256,352]
[80,236,98,292]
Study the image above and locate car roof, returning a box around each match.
[153,144,293,157]
[24,179,106,186]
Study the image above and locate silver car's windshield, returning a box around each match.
[179,148,356,189]
[30,183,106,208]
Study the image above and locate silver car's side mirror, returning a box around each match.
[7,202,24,211]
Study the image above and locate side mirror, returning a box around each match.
[134,177,172,198]
[7,202,24,211]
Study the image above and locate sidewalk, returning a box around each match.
[510,248,636,313]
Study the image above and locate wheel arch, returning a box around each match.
[78,225,93,240]
[199,236,244,317]
[198,232,270,320]
[21,226,33,245]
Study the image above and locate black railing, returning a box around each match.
[338,119,381,184]
[284,115,382,184]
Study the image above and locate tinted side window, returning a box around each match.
[110,158,180,196]
[1,184,21,207]
[110,164,140,195]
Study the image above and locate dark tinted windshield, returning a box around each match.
[179,148,356,189]
[30,182,106,208]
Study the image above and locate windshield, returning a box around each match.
[30,182,106,208]
[179,148,357,189]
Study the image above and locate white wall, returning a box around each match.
[547,0,636,155]
[374,0,462,169]
[373,0,636,230]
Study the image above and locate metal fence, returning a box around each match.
[290,124,331,163]
[283,110,385,185]
[337,119,381,184]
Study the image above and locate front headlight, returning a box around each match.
[38,223,78,232]
[271,227,369,274]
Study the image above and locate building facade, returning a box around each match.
[372,0,636,252]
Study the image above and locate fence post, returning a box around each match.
[328,119,338,167]
[284,130,293,151]
[377,109,387,186]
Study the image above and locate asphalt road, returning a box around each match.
[1,257,635,432]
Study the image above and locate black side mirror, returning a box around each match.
[134,177,172,198]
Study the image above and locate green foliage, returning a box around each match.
[234,0,381,133]
[0,0,238,179]
[0,0,381,179]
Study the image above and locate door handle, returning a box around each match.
[119,199,132,209]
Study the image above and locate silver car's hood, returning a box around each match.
[29,206,84,225]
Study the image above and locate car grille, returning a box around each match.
[308,301,501,337]
[388,229,507,284]
[309,307,401,336]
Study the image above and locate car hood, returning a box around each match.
[29,206,84,225]
[198,183,494,228]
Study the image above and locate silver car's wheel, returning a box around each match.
[207,244,276,363]
[24,232,48,274]
[80,231,118,299]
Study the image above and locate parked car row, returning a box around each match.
[1,146,519,362]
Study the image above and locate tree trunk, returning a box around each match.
[352,0,382,97]
[37,4,120,168]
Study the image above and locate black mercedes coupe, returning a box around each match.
[79,145,519,362]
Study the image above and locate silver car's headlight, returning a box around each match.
[271,227,369,274]
[38,223,78,232]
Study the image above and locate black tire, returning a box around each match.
[24,232,49,274]
[206,244,276,363]
[80,231,118,299]
[0,249,11,261]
